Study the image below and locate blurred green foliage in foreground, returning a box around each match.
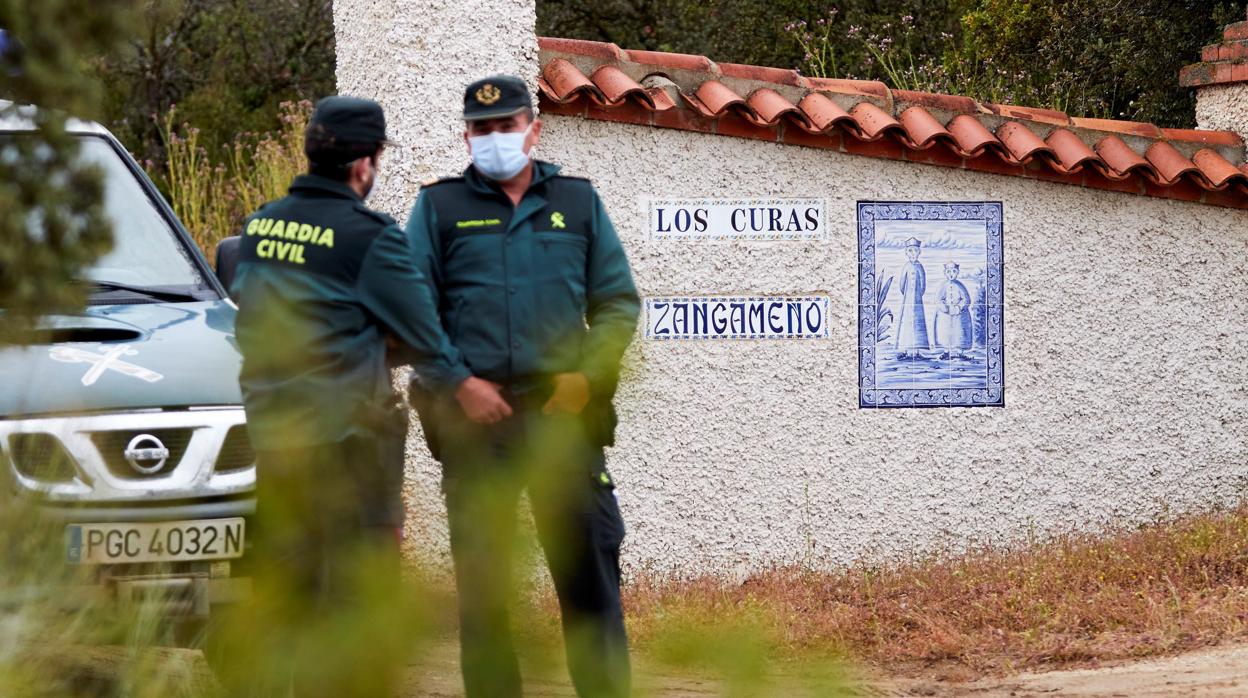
[0,0,133,344]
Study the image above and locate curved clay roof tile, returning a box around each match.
[1143,141,1199,184]
[944,115,1000,156]
[1044,128,1099,173]
[746,88,806,127]
[896,106,952,149]
[1094,136,1151,179]
[1192,148,1248,189]
[589,65,648,105]
[690,80,746,117]
[540,59,599,102]
[796,92,853,132]
[848,101,902,140]
[996,121,1052,164]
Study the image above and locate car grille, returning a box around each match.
[91,428,194,479]
[8,433,77,482]
[215,425,255,473]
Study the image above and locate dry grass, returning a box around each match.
[620,506,1248,679]
[151,101,310,256]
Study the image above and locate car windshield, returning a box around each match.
[2,133,211,294]
[75,136,210,290]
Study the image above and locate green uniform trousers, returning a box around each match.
[436,394,630,698]
[212,432,406,698]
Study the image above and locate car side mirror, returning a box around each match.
[214,235,241,295]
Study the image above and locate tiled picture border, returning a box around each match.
[857,201,1005,408]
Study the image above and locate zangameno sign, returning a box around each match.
[645,297,830,339]
[646,198,825,240]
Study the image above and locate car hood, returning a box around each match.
[0,301,241,417]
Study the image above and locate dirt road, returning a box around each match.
[879,644,1248,697]
[405,642,1248,697]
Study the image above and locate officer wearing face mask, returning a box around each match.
[223,96,470,696]
[405,76,640,698]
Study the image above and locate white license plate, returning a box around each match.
[66,518,245,564]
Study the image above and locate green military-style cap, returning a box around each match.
[307,95,391,147]
[463,75,533,121]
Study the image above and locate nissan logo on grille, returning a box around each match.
[123,434,170,474]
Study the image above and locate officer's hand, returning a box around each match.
[454,377,513,425]
[542,372,591,416]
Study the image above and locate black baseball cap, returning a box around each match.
[463,75,533,121]
[307,96,390,148]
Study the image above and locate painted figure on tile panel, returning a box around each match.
[894,237,929,358]
[933,262,974,359]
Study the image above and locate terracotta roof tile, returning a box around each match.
[746,88,807,127]
[1144,141,1199,184]
[621,48,714,73]
[848,101,900,140]
[984,103,1070,126]
[795,92,853,132]
[540,58,598,102]
[945,114,1003,156]
[805,77,890,102]
[1161,128,1243,148]
[536,37,1248,209]
[590,65,646,104]
[1071,117,1163,140]
[893,89,979,115]
[687,80,744,117]
[897,106,952,148]
[719,63,805,87]
[1094,136,1151,179]
[996,121,1053,163]
[1045,128,1099,172]
[1192,148,1248,189]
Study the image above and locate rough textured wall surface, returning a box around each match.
[333,0,538,220]
[336,4,1248,576]
[1196,84,1248,142]
[334,0,538,570]
[524,115,1248,576]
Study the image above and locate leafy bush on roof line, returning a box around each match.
[538,0,1247,127]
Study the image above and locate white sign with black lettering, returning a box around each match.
[646,198,826,240]
[645,297,830,339]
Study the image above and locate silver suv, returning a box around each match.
[0,105,253,629]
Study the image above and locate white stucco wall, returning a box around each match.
[1197,83,1248,142]
[333,0,538,220]
[527,116,1248,575]
[334,3,1248,576]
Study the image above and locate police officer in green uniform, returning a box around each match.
[227,96,470,696]
[406,76,640,698]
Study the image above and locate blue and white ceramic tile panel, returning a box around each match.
[858,202,1005,408]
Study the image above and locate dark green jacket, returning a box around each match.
[405,161,639,410]
[232,174,469,451]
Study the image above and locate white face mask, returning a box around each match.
[468,123,533,181]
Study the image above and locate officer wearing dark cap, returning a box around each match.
[406,76,639,698]
[220,95,470,696]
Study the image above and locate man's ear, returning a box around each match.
[528,118,542,148]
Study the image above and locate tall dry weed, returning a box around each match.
[154,101,310,257]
